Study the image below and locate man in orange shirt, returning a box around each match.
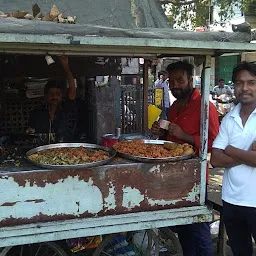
[152,61,219,256]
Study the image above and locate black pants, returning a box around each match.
[171,222,214,256]
[223,201,256,256]
[169,186,213,256]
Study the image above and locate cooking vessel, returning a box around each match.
[102,134,119,148]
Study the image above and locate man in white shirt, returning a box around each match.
[213,78,233,96]
[155,71,171,117]
[211,62,256,256]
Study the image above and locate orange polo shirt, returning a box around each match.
[167,89,219,182]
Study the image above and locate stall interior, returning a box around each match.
[0,53,204,236]
[0,54,146,149]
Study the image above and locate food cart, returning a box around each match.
[0,18,255,253]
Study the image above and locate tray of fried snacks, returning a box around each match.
[113,139,195,163]
[26,143,116,169]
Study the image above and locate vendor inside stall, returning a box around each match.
[26,56,76,143]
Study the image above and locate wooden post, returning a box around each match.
[143,59,149,134]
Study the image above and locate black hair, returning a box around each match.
[218,78,225,82]
[158,70,167,78]
[232,62,256,83]
[157,71,163,78]
[166,61,194,77]
[44,80,64,95]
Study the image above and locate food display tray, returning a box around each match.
[116,140,195,163]
[26,143,116,169]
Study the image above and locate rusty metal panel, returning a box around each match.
[0,206,212,247]
[0,158,201,227]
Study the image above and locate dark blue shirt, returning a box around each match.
[28,100,75,141]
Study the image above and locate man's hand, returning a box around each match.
[224,145,233,155]
[251,142,256,151]
[168,123,194,145]
[58,55,69,67]
[168,123,185,140]
[26,127,35,135]
[211,148,240,168]
[225,144,256,167]
[58,55,76,100]
[151,121,164,136]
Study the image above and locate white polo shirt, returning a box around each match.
[213,103,256,207]
[213,85,233,96]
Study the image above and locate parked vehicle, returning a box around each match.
[211,93,235,122]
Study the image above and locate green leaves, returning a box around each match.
[162,0,256,29]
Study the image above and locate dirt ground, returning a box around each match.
[208,167,256,256]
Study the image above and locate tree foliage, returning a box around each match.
[161,0,256,29]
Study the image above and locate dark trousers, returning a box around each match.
[171,222,213,256]
[170,186,213,256]
[223,201,256,256]
[165,107,170,118]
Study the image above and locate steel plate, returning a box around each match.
[26,143,116,169]
[116,140,195,163]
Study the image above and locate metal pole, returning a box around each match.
[200,55,211,205]
[143,59,149,134]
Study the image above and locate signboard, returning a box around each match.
[154,88,163,106]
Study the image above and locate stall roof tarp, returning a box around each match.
[0,18,254,44]
[0,0,171,29]
[0,0,255,44]
[0,0,255,55]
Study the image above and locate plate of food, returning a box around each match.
[113,139,195,163]
[26,143,116,169]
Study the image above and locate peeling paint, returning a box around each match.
[122,187,144,210]
[147,183,200,206]
[0,176,103,221]
[147,198,180,206]
[149,165,161,174]
[104,182,116,210]
[187,183,200,201]
[197,214,210,223]
[193,168,198,178]
[25,199,45,203]
[1,202,18,207]
[76,202,80,213]
[0,159,201,226]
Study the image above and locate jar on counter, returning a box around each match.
[102,134,119,148]
[102,128,121,148]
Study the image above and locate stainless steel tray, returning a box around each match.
[116,140,195,163]
[26,143,116,169]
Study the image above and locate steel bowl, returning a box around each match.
[116,140,195,163]
[26,143,116,169]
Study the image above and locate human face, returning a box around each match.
[46,88,62,106]
[218,80,225,88]
[162,73,167,81]
[168,70,193,100]
[234,70,256,105]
